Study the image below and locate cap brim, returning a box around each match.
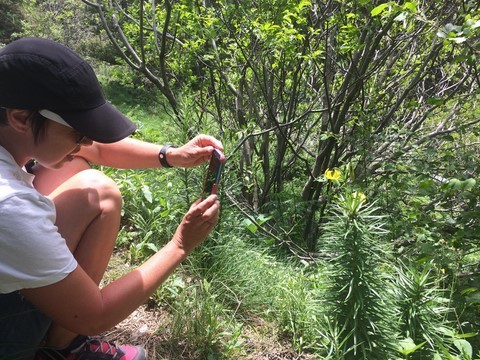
[56,102,136,143]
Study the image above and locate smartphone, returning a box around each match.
[202,149,225,198]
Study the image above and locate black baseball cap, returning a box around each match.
[0,37,136,143]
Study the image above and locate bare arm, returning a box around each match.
[21,195,219,335]
[78,135,223,169]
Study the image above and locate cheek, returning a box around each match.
[35,138,74,163]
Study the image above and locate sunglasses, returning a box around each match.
[39,109,88,144]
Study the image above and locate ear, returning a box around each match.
[5,109,32,133]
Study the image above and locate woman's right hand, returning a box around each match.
[171,194,220,254]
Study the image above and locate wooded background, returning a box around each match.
[1,0,480,358]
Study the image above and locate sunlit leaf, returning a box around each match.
[371,3,390,17]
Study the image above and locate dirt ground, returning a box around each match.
[102,252,316,360]
[102,303,316,359]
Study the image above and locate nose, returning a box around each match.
[77,135,93,146]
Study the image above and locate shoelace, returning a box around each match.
[72,338,125,359]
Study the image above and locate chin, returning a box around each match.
[39,160,67,170]
[54,159,71,169]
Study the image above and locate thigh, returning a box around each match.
[32,157,91,196]
[32,157,122,253]
[48,168,122,254]
[0,292,51,360]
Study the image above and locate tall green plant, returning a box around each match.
[321,191,397,359]
[395,260,478,359]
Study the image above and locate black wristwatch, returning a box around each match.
[159,145,174,168]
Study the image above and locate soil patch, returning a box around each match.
[102,252,316,359]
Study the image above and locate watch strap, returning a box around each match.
[159,145,174,168]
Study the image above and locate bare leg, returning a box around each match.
[32,157,92,196]
[33,158,122,348]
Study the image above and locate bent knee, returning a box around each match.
[50,170,123,250]
[77,170,122,205]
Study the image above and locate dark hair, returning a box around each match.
[30,111,49,144]
[0,107,6,125]
[0,108,48,144]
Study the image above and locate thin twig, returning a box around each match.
[225,191,317,262]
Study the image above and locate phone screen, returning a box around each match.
[202,149,225,197]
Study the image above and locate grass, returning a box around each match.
[102,239,318,359]
[103,173,325,357]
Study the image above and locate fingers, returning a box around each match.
[171,135,223,168]
[185,195,219,224]
[172,195,220,254]
[191,135,223,160]
[200,195,220,225]
[193,134,224,152]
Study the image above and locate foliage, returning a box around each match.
[0,0,25,44]
[103,166,188,263]
[80,0,480,256]
[394,259,478,359]
[14,0,117,62]
[165,278,244,359]
[321,191,397,359]
[104,151,479,358]
[101,79,480,359]
[190,228,327,354]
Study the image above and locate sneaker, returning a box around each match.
[35,335,147,360]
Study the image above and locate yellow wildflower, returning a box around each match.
[325,168,341,181]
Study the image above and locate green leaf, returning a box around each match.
[463,178,476,190]
[448,178,463,190]
[453,339,472,358]
[394,12,407,22]
[437,31,447,39]
[241,218,258,234]
[455,332,478,339]
[371,3,390,17]
[450,36,467,44]
[397,337,427,355]
[142,185,153,203]
[264,237,275,246]
[460,287,478,296]
[427,97,444,105]
[257,214,272,225]
[160,209,171,217]
[146,243,158,252]
[448,178,476,191]
[403,1,417,12]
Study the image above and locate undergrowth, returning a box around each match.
[100,82,480,359]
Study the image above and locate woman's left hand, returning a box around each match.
[167,134,223,168]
